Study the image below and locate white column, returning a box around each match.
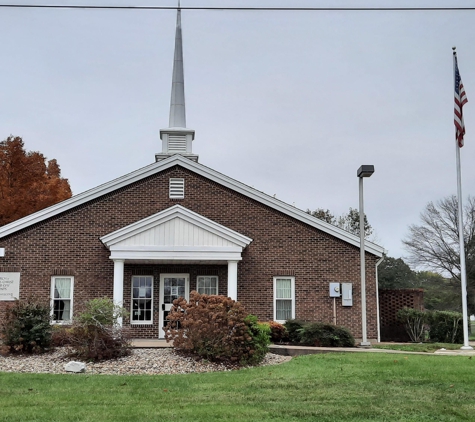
[113,259,125,327]
[227,260,238,301]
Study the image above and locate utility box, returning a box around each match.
[341,283,353,306]
[329,282,341,298]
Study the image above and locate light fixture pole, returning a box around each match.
[357,165,374,347]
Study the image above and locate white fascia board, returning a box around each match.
[110,246,243,253]
[109,249,243,262]
[0,154,384,257]
[100,205,252,248]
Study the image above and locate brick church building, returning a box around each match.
[0,7,384,341]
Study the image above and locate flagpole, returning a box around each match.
[453,47,472,350]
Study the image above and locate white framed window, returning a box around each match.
[273,276,295,323]
[131,276,153,324]
[197,276,219,295]
[51,276,74,323]
[169,178,185,199]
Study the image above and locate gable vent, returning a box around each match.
[169,178,185,199]
[168,134,187,152]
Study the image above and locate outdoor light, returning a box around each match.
[358,165,374,347]
[357,165,375,178]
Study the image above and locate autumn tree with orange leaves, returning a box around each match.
[0,136,72,226]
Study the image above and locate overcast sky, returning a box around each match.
[2,0,475,262]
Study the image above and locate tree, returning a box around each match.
[307,207,373,237]
[0,136,72,226]
[378,255,418,289]
[403,195,475,313]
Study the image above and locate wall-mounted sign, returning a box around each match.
[0,272,20,301]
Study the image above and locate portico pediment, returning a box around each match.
[100,205,252,263]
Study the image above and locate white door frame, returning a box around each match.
[159,273,189,338]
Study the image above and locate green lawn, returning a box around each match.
[373,342,464,353]
[1,353,475,421]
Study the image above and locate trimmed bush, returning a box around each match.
[427,310,463,344]
[284,319,307,343]
[0,297,52,354]
[68,298,131,361]
[164,291,270,365]
[267,321,288,343]
[397,307,427,342]
[284,319,355,347]
[299,322,355,347]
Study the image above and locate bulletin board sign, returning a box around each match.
[0,272,20,301]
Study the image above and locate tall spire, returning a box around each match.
[157,1,198,163]
[169,1,186,128]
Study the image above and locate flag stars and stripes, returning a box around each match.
[454,55,468,148]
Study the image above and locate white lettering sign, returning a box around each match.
[0,273,20,301]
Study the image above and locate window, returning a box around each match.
[131,276,153,323]
[51,276,74,323]
[169,178,185,199]
[273,277,295,323]
[197,276,218,295]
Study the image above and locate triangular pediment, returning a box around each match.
[100,205,252,262]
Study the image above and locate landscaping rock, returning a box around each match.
[65,361,86,373]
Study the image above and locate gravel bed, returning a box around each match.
[0,348,291,375]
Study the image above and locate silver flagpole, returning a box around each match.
[453,47,472,350]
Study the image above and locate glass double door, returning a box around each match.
[159,274,189,338]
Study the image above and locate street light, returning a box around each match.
[357,165,374,347]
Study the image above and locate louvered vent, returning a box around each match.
[168,135,187,152]
[169,178,185,199]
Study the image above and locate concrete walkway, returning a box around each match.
[131,339,475,356]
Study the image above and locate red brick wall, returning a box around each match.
[0,165,380,340]
[378,288,424,342]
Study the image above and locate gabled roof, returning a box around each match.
[100,204,252,262]
[0,154,384,257]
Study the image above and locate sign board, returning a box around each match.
[0,272,20,301]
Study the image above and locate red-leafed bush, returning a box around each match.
[164,291,270,365]
[266,321,288,343]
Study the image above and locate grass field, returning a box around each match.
[1,353,475,421]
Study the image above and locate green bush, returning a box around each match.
[284,319,307,343]
[427,310,463,344]
[164,292,270,365]
[68,297,131,361]
[299,322,355,347]
[244,316,271,365]
[397,307,427,342]
[0,297,52,354]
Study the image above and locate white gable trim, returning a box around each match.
[0,155,384,257]
[100,205,252,262]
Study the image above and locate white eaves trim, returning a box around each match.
[0,155,384,257]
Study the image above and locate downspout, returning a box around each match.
[375,254,386,343]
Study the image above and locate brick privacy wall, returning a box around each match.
[0,165,380,340]
[378,288,424,342]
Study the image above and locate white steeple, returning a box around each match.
[157,1,198,162]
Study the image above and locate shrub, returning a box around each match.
[0,297,52,354]
[284,319,307,343]
[266,321,288,343]
[164,291,270,365]
[299,322,355,347]
[51,325,74,347]
[397,308,427,342]
[68,298,131,361]
[427,310,463,344]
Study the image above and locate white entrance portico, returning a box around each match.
[100,205,252,327]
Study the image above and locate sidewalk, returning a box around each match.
[131,339,475,356]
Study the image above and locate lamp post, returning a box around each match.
[357,165,374,347]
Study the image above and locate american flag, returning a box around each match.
[454,54,468,147]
